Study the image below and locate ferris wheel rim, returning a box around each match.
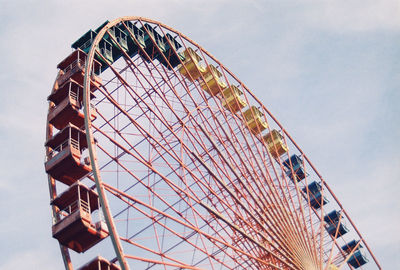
[41,16,382,270]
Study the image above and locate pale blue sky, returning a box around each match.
[0,0,398,269]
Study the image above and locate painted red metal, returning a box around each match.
[45,17,381,270]
[51,183,108,253]
[56,49,102,89]
[45,124,91,185]
[77,256,120,270]
[48,79,96,130]
[52,213,108,253]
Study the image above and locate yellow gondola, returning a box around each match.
[243,106,268,135]
[221,85,247,113]
[200,64,226,96]
[178,47,205,81]
[263,129,288,158]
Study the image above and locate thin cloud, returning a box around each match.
[303,0,400,32]
[0,0,398,268]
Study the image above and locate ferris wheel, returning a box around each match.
[44,17,381,270]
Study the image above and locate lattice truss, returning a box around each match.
[45,18,380,270]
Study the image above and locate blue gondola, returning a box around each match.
[324,210,341,223]
[324,210,349,237]
[140,23,166,63]
[302,181,328,209]
[342,240,369,268]
[283,154,306,181]
[122,21,146,58]
[110,25,129,51]
[347,250,369,268]
[71,30,96,53]
[97,21,129,62]
[326,221,349,236]
[341,240,361,253]
[71,25,114,72]
[160,33,185,69]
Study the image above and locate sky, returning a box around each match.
[0,0,399,269]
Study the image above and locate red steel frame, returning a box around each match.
[45,17,381,270]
